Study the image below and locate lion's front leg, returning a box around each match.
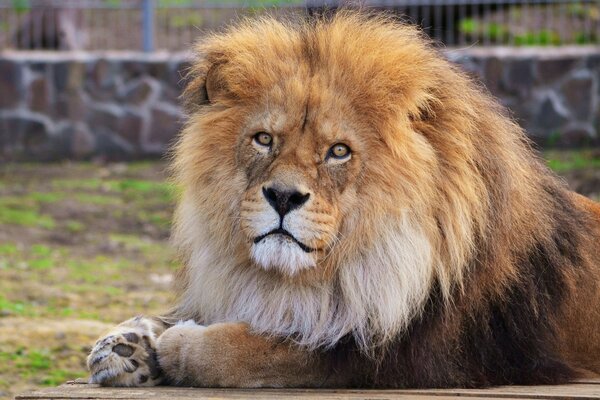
[87,316,168,386]
[157,322,342,387]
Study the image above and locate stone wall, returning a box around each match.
[447,47,600,148]
[0,52,190,161]
[1,47,599,161]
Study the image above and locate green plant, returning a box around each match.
[11,0,30,13]
[459,18,478,35]
[514,30,561,46]
[574,31,598,45]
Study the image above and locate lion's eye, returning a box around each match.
[327,143,351,161]
[253,132,273,147]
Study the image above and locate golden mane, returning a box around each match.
[167,11,598,357]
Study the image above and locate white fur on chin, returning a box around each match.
[251,234,316,275]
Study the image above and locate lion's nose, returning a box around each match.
[262,186,310,217]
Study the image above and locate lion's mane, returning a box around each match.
[167,12,600,387]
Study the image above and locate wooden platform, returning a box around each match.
[15,379,600,400]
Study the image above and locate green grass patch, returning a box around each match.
[109,179,178,202]
[545,150,600,172]
[15,350,51,371]
[66,260,102,284]
[66,220,86,233]
[40,369,86,386]
[29,192,64,203]
[74,193,122,206]
[0,243,18,256]
[31,244,52,257]
[0,295,33,316]
[0,196,37,209]
[109,233,153,251]
[0,348,85,386]
[50,178,178,203]
[51,179,104,191]
[137,210,171,228]
[28,258,54,270]
[0,207,56,229]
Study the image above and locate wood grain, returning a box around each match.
[15,380,600,400]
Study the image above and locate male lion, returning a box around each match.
[87,12,600,388]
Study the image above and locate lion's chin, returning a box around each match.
[250,235,316,275]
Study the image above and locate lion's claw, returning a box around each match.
[87,330,162,386]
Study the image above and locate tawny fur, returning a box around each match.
[87,11,600,388]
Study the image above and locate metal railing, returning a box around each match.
[0,0,598,51]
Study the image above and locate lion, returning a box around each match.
[86,11,600,388]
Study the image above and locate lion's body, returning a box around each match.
[87,12,600,388]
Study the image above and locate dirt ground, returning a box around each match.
[0,151,598,399]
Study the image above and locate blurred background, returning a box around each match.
[0,1,599,398]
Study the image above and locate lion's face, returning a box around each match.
[237,94,370,275]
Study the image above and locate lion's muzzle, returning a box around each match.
[262,185,310,217]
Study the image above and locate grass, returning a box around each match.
[0,162,176,399]
[0,207,56,229]
[0,348,86,388]
[544,150,600,173]
[0,157,597,399]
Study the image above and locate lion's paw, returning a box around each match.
[87,330,162,386]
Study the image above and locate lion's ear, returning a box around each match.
[182,59,230,112]
[205,63,229,103]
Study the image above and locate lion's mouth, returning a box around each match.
[253,228,316,253]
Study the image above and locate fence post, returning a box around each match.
[142,0,155,52]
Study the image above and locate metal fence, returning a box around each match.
[0,0,598,51]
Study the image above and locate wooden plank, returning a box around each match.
[14,385,522,400]
[578,379,600,385]
[391,383,600,399]
[15,380,600,400]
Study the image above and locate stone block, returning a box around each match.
[53,60,86,94]
[28,76,51,114]
[502,59,534,97]
[0,59,24,109]
[147,104,183,148]
[170,60,193,90]
[586,54,600,71]
[534,94,569,131]
[535,57,578,85]
[87,105,122,134]
[483,57,505,97]
[122,78,157,105]
[55,92,86,121]
[147,61,169,81]
[162,60,192,103]
[0,114,54,160]
[85,59,121,101]
[559,72,594,121]
[94,130,134,159]
[116,109,144,146]
[70,124,97,158]
[557,124,597,147]
[29,61,49,74]
[122,60,148,82]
